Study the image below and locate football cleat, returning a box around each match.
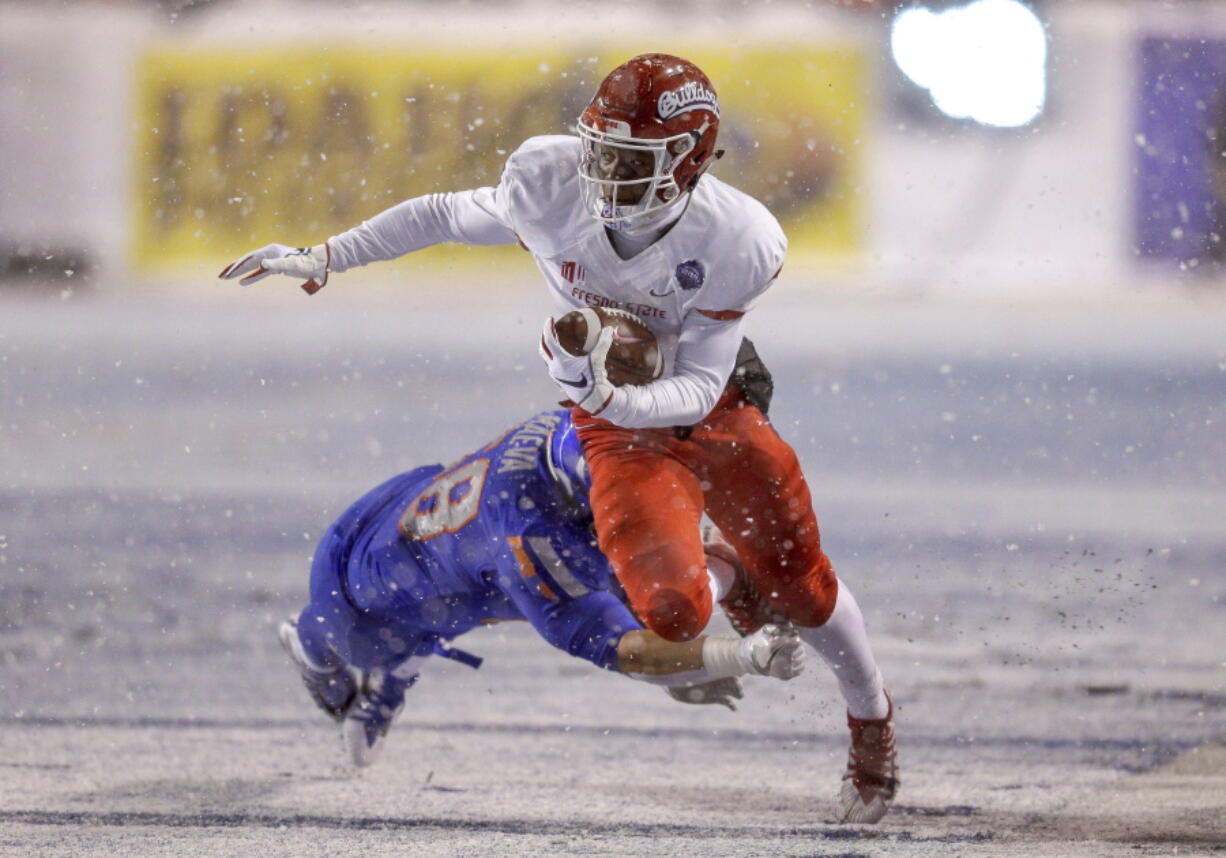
[341,667,417,767]
[837,690,898,824]
[278,618,358,722]
[702,524,777,636]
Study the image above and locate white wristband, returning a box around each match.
[701,636,754,680]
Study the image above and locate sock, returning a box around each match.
[798,579,889,720]
[706,555,737,603]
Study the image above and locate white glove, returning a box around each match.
[538,317,617,415]
[218,243,329,294]
[666,676,745,711]
[742,624,805,680]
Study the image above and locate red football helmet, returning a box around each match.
[577,54,722,232]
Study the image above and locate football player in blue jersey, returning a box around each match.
[279,409,806,766]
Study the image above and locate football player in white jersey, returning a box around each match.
[221,53,897,824]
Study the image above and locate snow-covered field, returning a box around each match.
[1,277,1223,856]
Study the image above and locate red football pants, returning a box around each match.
[573,390,838,642]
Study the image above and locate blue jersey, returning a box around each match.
[309,410,641,672]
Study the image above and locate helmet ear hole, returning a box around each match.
[685,148,718,191]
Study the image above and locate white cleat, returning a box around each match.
[278,618,358,722]
[341,667,416,767]
[838,778,893,825]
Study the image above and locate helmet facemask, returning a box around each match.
[577,119,699,235]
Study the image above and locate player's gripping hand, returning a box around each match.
[538,317,617,415]
[666,677,745,711]
[218,243,329,294]
[700,624,806,681]
[742,624,805,680]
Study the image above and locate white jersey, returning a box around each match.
[327,135,787,429]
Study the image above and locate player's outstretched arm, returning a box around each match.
[490,542,804,684]
[618,625,805,682]
[619,626,804,712]
[218,188,517,295]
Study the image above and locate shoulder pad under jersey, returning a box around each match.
[499,136,590,254]
[681,175,788,314]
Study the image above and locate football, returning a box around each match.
[553,306,663,387]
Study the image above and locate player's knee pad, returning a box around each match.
[601,513,710,641]
[617,545,712,642]
[763,551,838,628]
[636,587,710,642]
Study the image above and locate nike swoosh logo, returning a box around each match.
[556,373,588,389]
[649,287,675,298]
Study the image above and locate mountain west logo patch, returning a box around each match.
[657,82,720,120]
[560,261,586,283]
[674,259,705,291]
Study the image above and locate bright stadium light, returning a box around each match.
[890,0,1047,128]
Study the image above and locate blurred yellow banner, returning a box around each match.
[132,45,865,270]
